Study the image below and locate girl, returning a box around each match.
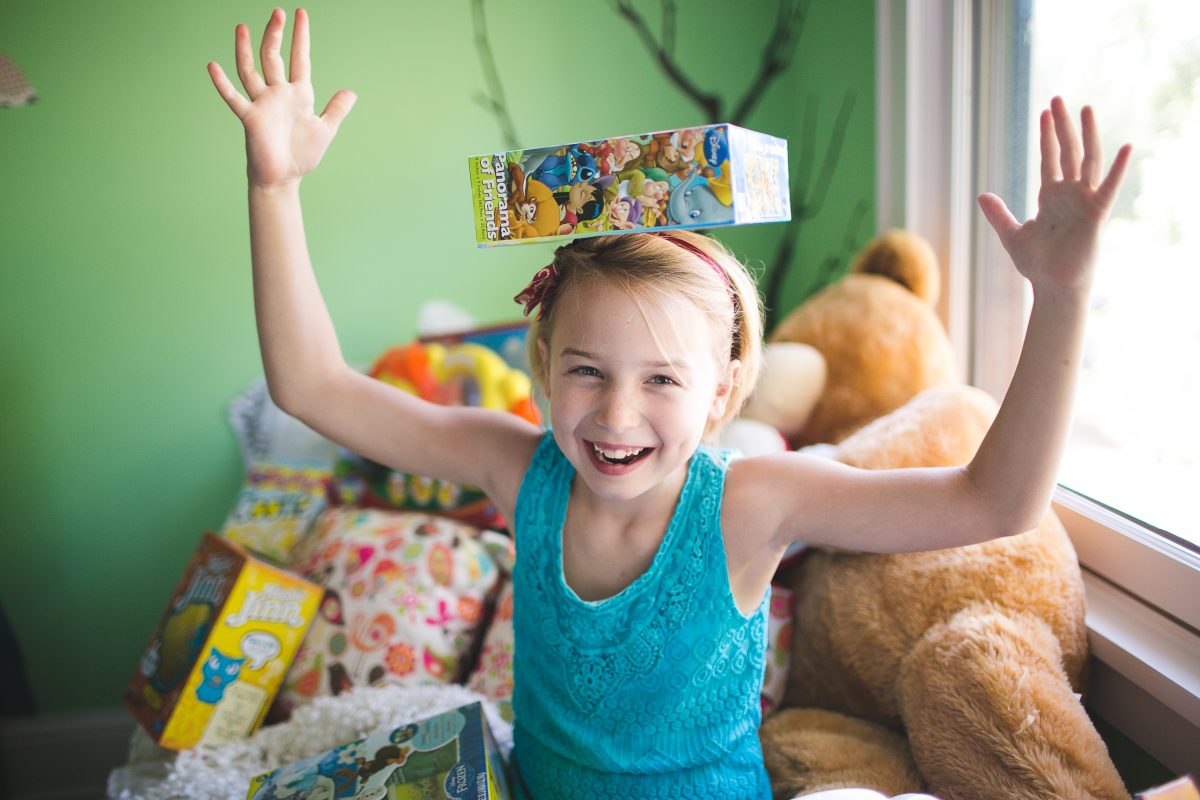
[208,9,1130,800]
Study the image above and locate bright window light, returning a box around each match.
[1028,0,1200,547]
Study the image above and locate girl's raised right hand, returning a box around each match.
[208,8,356,188]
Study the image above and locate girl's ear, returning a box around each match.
[537,338,551,398]
[709,359,741,422]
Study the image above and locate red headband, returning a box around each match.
[656,233,734,291]
[513,233,733,321]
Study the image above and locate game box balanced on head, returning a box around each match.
[468,124,790,245]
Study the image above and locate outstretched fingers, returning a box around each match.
[1040,109,1060,184]
[978,192,1021,248]
[1080,106,1103,186]
[208,61,251,118]
[1096,143,1133,210]
[1051,96,1082,181]
[1077,100,1132,214]
[259,8,288,85]
[289,8,311,84]
[320,89,358,133]
[235,23,266,98]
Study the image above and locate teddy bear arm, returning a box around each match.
[895,608,1129,800]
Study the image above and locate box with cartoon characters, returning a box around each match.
[469,123,790,245]
[245,701,509,800]
[124,532,323,750]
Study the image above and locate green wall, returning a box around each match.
[0,0,873,713]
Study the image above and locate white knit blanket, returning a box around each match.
[107,684,511,800]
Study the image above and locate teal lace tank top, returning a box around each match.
[510,431,771,799]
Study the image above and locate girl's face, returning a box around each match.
[539,279,736,507]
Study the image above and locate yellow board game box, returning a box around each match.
[124,531,322,750]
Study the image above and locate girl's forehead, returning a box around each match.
[558,277,694,324]
[551,279,722,365]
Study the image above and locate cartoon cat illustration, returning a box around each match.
[195,647,245,704]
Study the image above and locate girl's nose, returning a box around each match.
[596,385,639,432]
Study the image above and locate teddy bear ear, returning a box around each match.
[850,229,941,307]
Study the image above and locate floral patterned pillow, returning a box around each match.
[275,508,502,714]
[466,579,515,722]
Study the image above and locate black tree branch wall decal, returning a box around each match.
[471,0,868,329]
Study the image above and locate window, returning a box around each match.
[1026,0,1200,549]
[876,0,1200,773]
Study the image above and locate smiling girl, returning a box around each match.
[208,8,1130,798]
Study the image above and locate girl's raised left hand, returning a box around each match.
[978,96,1132,294]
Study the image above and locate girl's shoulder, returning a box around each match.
[521,427,563,473]
[721,450,828,546]
[473,418,549,526]
[719,454,775,546]
[723,448,831,491]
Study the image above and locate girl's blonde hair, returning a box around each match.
[525,230,763,435]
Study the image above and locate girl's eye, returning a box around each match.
[569,366,600,378]
[648,375,677,386]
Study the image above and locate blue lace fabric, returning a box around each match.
[511,431,771,799]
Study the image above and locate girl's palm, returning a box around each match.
[978,97,1131,292]
[207,8,355,187]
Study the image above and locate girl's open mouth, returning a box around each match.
[587,441,654,470]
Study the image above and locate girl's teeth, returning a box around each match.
[594,444,644,460]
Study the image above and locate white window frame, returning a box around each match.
[876,0,1200,774]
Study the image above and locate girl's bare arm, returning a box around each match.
[208,9,538,514]
[743,98,1132,554]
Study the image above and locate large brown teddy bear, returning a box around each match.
[754,232,1128,799]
